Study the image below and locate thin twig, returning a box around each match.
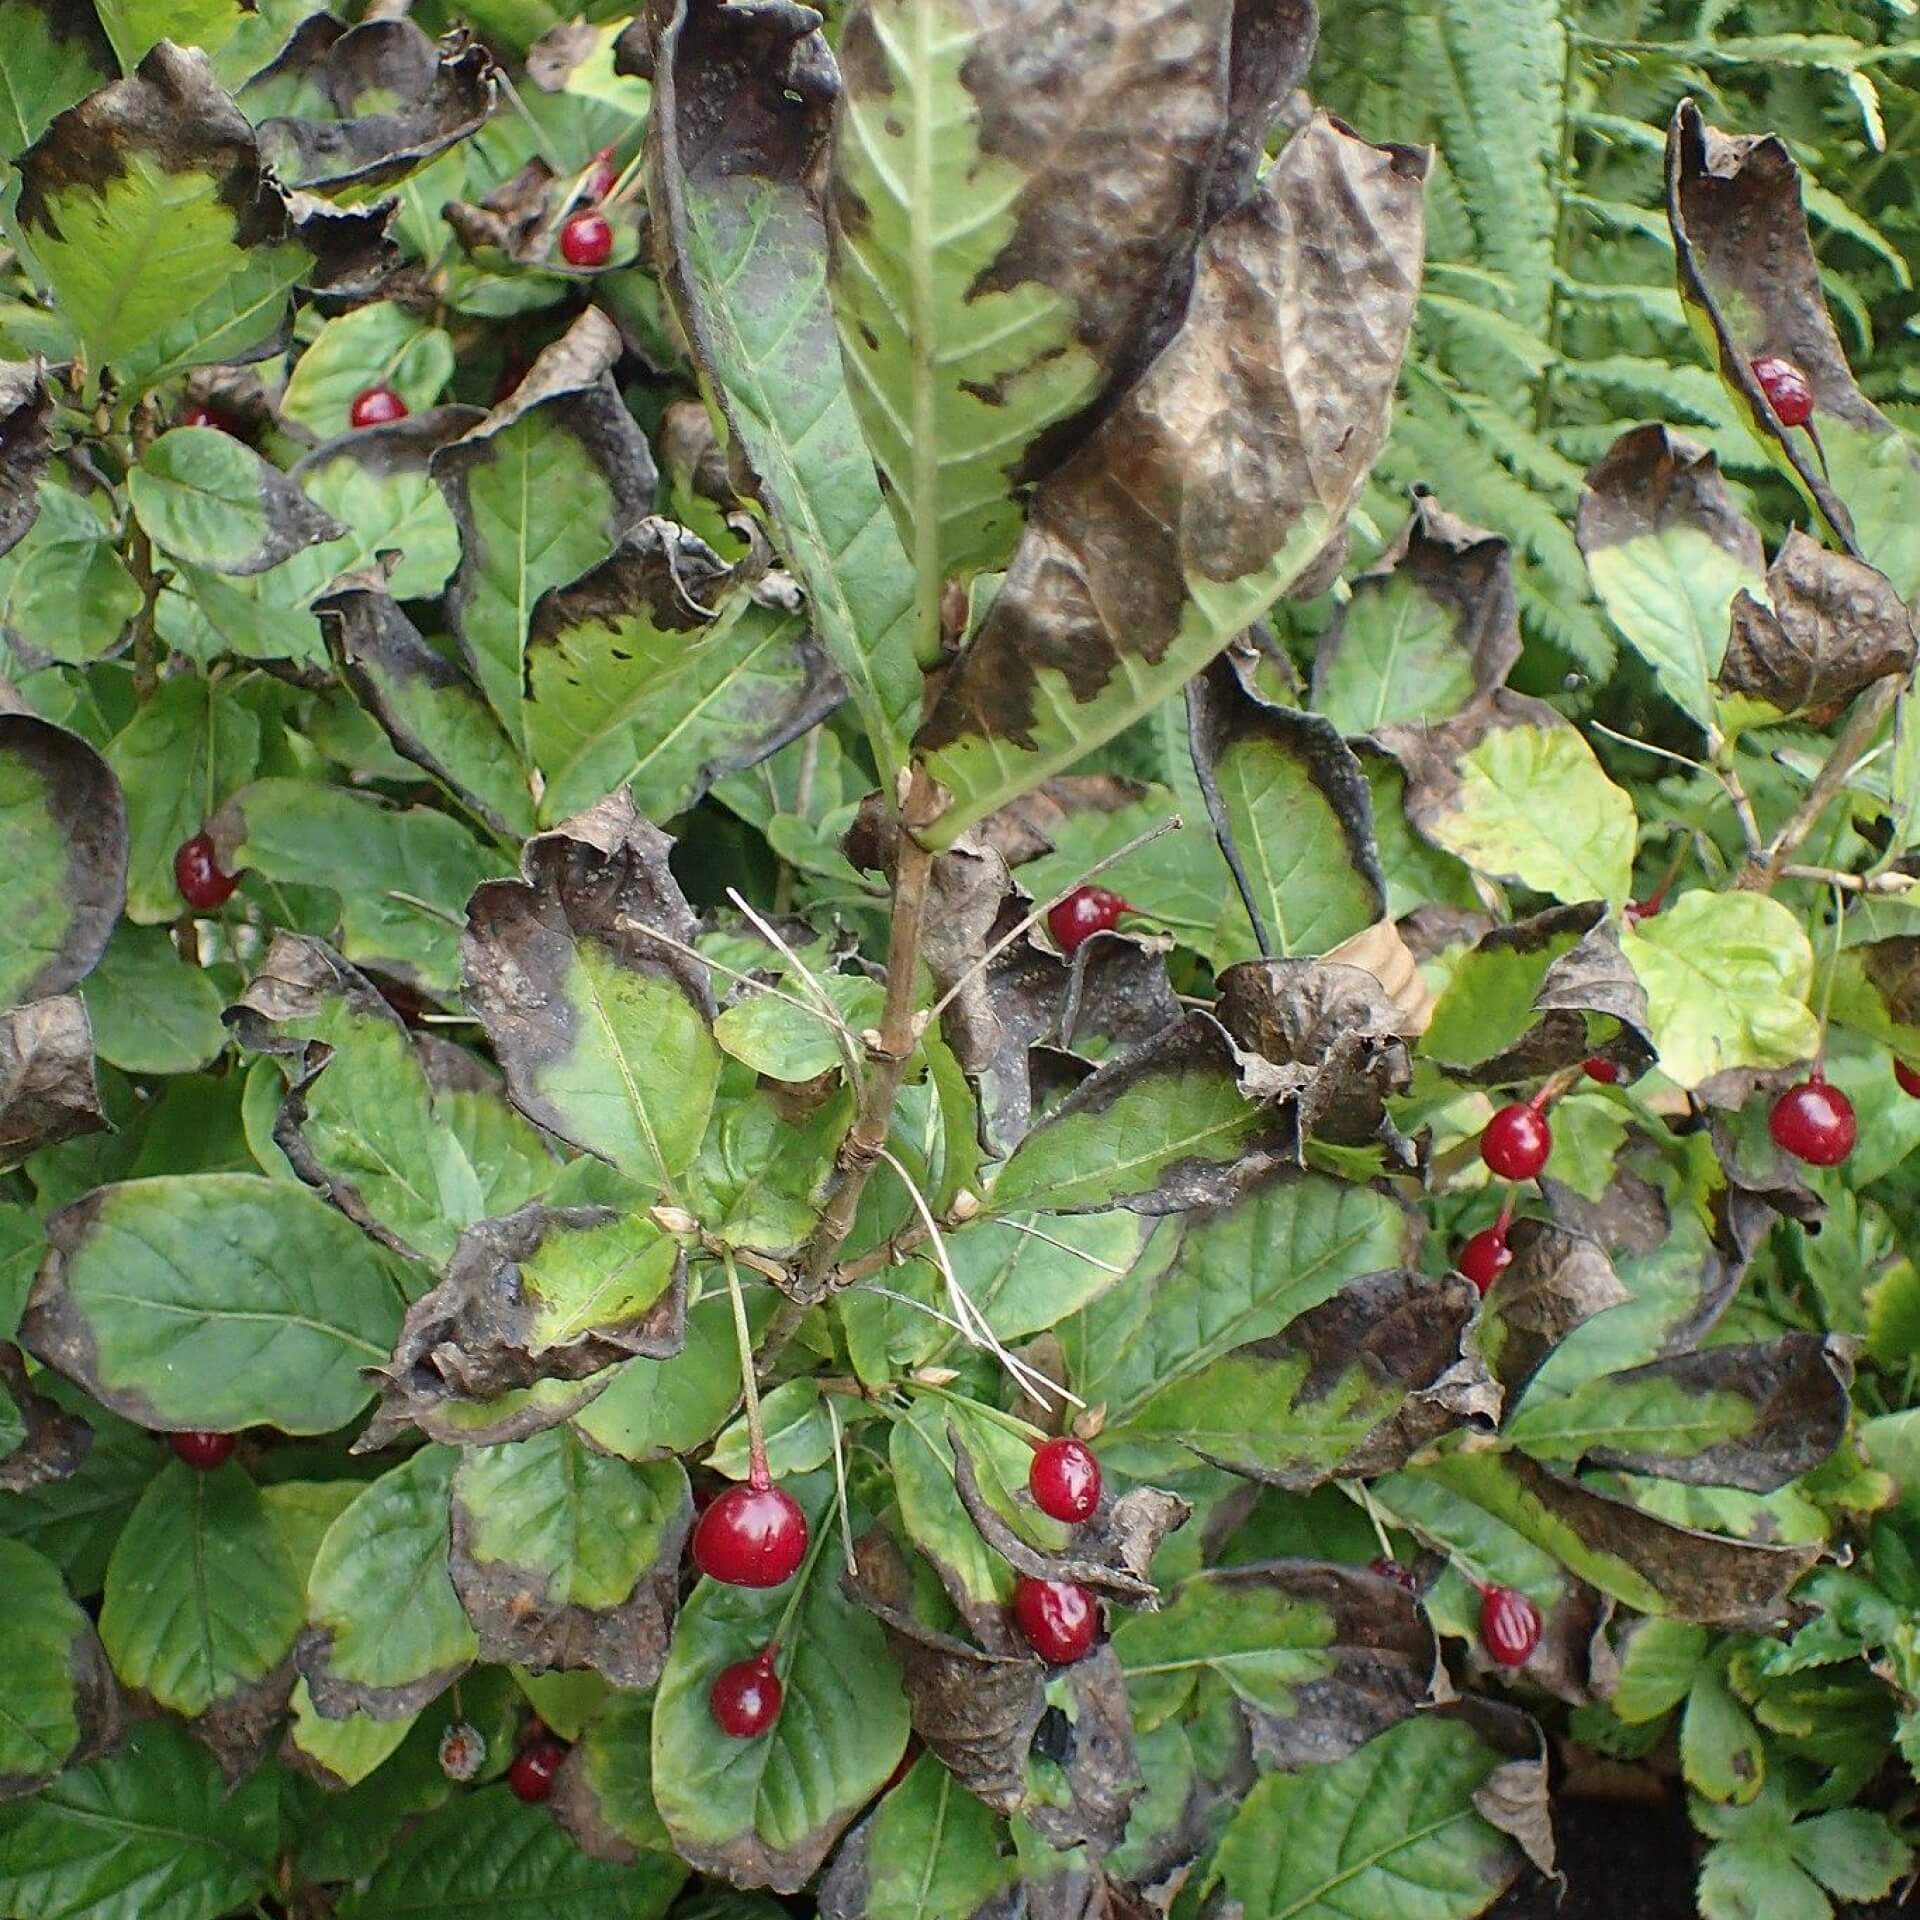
[825,1397,857,1578]
[1780,865,1918,895]
[725,886,866,1096]
[991,1216,1129,1275]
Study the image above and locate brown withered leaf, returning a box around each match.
[1215,958,1414,1150]
[359,1204,686,1450]
[1720,530,1915,715]
[949,1425,1189,1605]
[1313,498,1521,722]
[0,362,52,562]
[848,1532,1047,1814]
[179,1654,299,1786]
[1542,1158,1671,1265]
[1449,1698,1557,1880]
[975,776,1150,868]
[1204,0,1319,229]
[914,114,1427,846]
[281,189,400,297]
[1666,99,1920,557]
[441,156,557,264]
[0,715,126,1005]
[1424,903,1655,1087]
[0,1342,91,1493]
[0,994,105,1161]
[1481,1219,1631,1404]
[1577,423,1763,590]
[1580,1334,1853,1493]
[258,25,494,193]
[1022,1646,1140,1857]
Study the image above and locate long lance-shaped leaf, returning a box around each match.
[1666,99,1920,597]
[642,0,922,783]
[827,0,1279,669]
[914,114,1426,845]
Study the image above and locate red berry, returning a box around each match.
[692,1482,809,1587]
[1769,1076,1856,1167]
[349,385,408,429]
[1751,354,1815,429]
[180,404,238,434]
[173,831,238,911]
[1481,1102,1551,1181]
[709,1650,783,1738]
[169,1430,235,1469]
[507,1736,566,1802]
[1479,1585,1542,1668]
[1582,1056,1619,1085]
[1047,885,1129,955]
[1896,1060,1920,1099]
[1367,1557,1418,1594]
[1029,1436,1101,1524]
[559,209,614,268]
[584,147,617,200]
[1012,1576,1099,1665]
[1456,1226,1511,1296]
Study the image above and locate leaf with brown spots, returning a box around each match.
[0,1342,91,1495]
[1479,1218,1632,1404]
[0,995,105,1163]
[913,113,1426,846]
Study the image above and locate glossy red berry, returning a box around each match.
[349,384,408,429]
[1367,1557,1419,1594]
[1029,1436,1101,1524]
[1897,1060,1920,1099]
[174,832,238,911]
[507,1736,566,1802]
[1769,1076,1856,1167]
[1456,1226,1512,1296]
[1013,1576,1099,1665]
[709,1651,783,1738]
[692,1481,809,1587]
[169,1430,235,1469]
[1751,354,1815,428]
[1479,1585,1542,1668]
[1481,1102,1551,1181]
[1047,885,1130,955]
[1582,1056,1619,1085]
[180,404,238,434]
[559,208,614,268]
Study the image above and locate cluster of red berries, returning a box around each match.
[1011,1435,1105,1664]
[688,1472,807,1739]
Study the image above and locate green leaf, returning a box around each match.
[894,1210,1140,1348]
[22,1174,404,1435]
[714,976,886,1084]
[111,239,310,397]
[339,1787,686,1920]
[0,1722,278,1920]
[0,1537,114,1793]
[99,1457,301,1719]
[0,713,127,1005]
[710,1378,834,1481]
[0,0,115,162]
[286,1676,416,1791]
[572,1287,761,1464]
[560,1689,673,1855]
[1610,1619,1710,1724]
[1682,1661,1766,1806]
[1623,891,1818,1090]
[650,1,922,778]
[0,484,141,666]
[845,1756,1018,1920]
[652,1475,909,1892]
[303,1446,477,1720]
[130,427,343,577]
[81,923,226,1075]
[1788,1809,1912,1903]
[280,300,455,438]
[95,0,246,71]
[1213,1716,1517,1920]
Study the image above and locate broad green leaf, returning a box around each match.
[511,1206,682,1353]
[854,1755,1018,1920]
[0,1723,278,1920]
[714,976,886,1084]
[112,238,311,396]
[95,0,245,71]
[99,1458,301,1719]
[0,0,116,161]
[1577,425,1766,729]
[104,673,259,924]
[563,1689,673,1857]
[0,1537,111,1792]
[0,484,141,665]
[650,1,922,776]
[81,923,226,1075]
[912,116,1425,844]
[710,1379,834,1481]
[129,427,342,577]
[152,559,326,668]
[510,1666,608,1743]
[0,713,127,1005]
[280,301,455,437]
[1214,1717,1517,1920]
[1062,1175,1406,1426]
[286,1676,415,1790]
[304,1446,477,1720]
[1682,1661,1765,1806]
[572,1288,765,1464]
[1623,891,1817,1089]
[1363,749,1482,919]
[339,1788,686,1920]
[261,1479,365,1585]
[652,1475,909,1891]
[1610,1619,1709,1723]
[894,1210,1140,1348]
[1504,1367,1756,1476]
[1381,692,1635,906]
[23,1174,405,1434]
[1788,1808,1912,1903]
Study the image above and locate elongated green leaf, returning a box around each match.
[22,1174,405,1434]
[82,924,226,1075]
[302,1445,477,1720]
[913,115,1426,844]
[648,0,921,779]
[571,1286,758,1463]
[1214,1716,1518,1920]
[0,1723,278,1920]
[99,1458,301,1720]
[0,483,141,666]
[818,1756,1016,1920]
[130,427,343,577]
[340,1787,686,1920]
[652,1476,909,1892]
[0,1537,118,1797]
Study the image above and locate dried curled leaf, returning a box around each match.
[949,1426,1189,1605]
[0,1342,91,1494]
[0,995,105,1162]
[0,362,53,562]
[1480,1219,1631,1404]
